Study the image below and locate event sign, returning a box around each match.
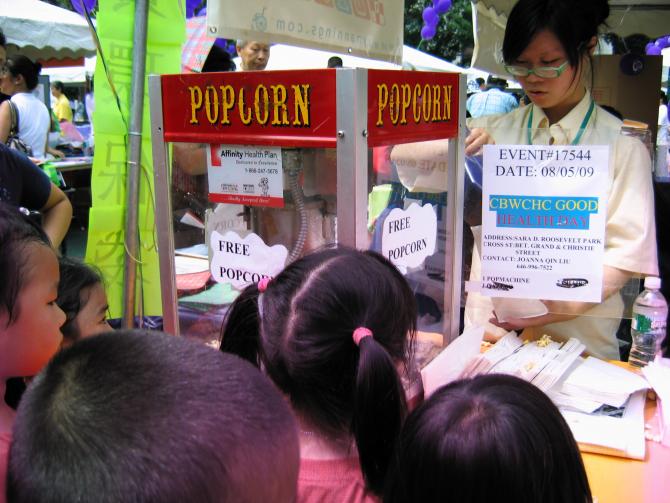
[206,0,403,64]
[207,145,284,207]
[481,145,609,302]
[382,203,437,271]
[210,231,288,289]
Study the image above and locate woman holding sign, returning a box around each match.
[461,0,658,359]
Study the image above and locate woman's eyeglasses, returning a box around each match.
[504,61,569,79]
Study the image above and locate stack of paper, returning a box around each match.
[551,357,648,411]
[459,332,585,393]
[642,360,670,448]
[418,326,650,460]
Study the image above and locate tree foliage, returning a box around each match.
[404,0,474,67]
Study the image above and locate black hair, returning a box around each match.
[502,0,609,69]
[475,77,485,86]
[202,45,235,73]
[384,374,592,503]
[327,56,343,68]
[601,104,623,120]
[0,28,6,48]
[0,202,51,327]
[221,247,417,494]
[51,80,65,92]
[8,330,300,503]
[6,55,42,90]
[57,256,105,343]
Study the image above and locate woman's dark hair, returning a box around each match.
[384,374,592,503]
[6,56,42,90]
[51,80,65,93]
[502,0,609,68]
[57,256,105,343]
[0,29,6,48]
[221,247,417,494]
[0,203,51,327]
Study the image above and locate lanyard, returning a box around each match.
[526,99,595,145]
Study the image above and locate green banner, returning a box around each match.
[86,0,185,319]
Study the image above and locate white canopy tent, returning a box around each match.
[0,0,96,61]
[262,43,487,81]
[471,0,670,76]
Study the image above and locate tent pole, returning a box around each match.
[122,0,149,328]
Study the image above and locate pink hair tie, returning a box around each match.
[258,277,271,293]
[353,327,373,346]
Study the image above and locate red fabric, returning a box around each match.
[0,432,11,503]
[298,457,380,503]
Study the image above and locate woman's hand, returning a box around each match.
[465,127,494,156]
[489,266,633,331]
[489,299,594,331]
[47,147,65,159]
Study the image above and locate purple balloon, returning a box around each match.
[421,24,437,40]
[657,37,670,50]
[71,0,97,16]
[647,45,662,56]
[422,7,438,25]
[435,0,452,15]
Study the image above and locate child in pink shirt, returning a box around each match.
[222,247,417,500]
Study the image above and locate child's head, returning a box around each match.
[221,247,417,494]
[8,330,300,503]
[384,374,592,503]
[0,203,64,379]
[57,256,111,346]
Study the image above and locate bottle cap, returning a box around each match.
[644,276,661,290]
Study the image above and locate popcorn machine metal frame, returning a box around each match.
[149,68,466,342]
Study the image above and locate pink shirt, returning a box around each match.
[298,457,380,503]
[0,432,11,503]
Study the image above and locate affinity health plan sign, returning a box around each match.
[480,144,609,302]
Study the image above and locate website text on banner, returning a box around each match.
[206,0,403,64]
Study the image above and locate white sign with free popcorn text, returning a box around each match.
[382,203,437,270]
[210,231,288,289]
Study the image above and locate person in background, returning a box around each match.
[221,247,417,502]
[466,75,519,118]
[327,56,343,68]
[0,203,66,503]
[475,77,486,91]
[8,330,300,503]
[0,29,8,105]
[236,40,270,71]
[57,256,111,346]
[0,56,51,159]
[658,91,669,147]
[50,81,72,123]
[384,374,592,503]
[201,44,236,72]
[0,143,72,248]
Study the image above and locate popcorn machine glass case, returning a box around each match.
[149,68,466,351]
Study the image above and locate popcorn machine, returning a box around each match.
[149,68,466,347]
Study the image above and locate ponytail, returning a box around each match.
[352,334,408,494]
[219,283,263,366]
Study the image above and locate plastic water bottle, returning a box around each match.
[628,277,668,367]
